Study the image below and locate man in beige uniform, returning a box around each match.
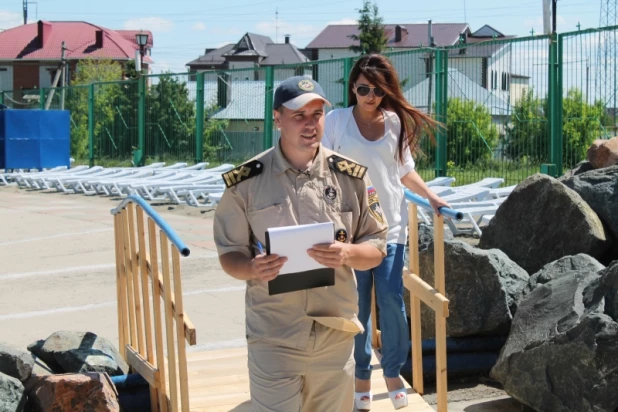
[213,76,387,412]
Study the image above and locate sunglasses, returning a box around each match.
[355,85,386,98]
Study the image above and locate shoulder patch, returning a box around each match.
[327,155,367,180]
[222,160,263,188]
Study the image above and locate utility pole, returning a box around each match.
[427,20,434,116]
[552,0,557,33]
[60,41,66,110]
[23,0,27,24]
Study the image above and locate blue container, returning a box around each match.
[0,109,70,170]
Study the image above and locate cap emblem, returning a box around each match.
[298,79,314,91]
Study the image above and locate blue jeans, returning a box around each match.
[354,243,408,380]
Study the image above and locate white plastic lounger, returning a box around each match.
[425,176,456,187]
[1,166,69,185]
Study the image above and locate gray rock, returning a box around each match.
[562,165,618,242]
[408,239,529,338]
[523,254,606,296]
[602,261,618,322]
[417,223,453,252]
[0,372,26,412]
[28,331,128,376]
[478,173,609,274]
[558,160,595,181]
[0,342,34,382]
[490,264,618,412]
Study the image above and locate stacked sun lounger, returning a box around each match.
[0,162,233,208]
[416,176,515,236]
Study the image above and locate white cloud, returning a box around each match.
[123,17,174,33]
[0,10,22,31]
[193,22,206,31]
[207,27,242,36]
[328,18,357,25]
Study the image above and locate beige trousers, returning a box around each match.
[247,322,355,412]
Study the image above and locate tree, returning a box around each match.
[146,73,228,162]
[348,0,387,55]
[562,88,609,167]
[505,87,610,167]
[66,59,125,160]
[504,88,548,163]
[446,98,499,166]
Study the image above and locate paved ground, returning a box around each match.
[0,186,247,352]
[0,185,526,411]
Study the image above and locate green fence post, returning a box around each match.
[88,84,95,167]
[434,49,448,177]
[0,91,4,105]
[195,71,205,163]
[39,88,45,110]
[137,76,146,166]
[263,66,274,149]
[546,32,563,177]
[555,34,564,176]
[343,57,353,108]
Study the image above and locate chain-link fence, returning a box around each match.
[2,26,616,183]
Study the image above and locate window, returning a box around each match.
[501,72,508,91]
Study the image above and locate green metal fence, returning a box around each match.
[2,25,617,184]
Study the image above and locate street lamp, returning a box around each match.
[135,31,148,73]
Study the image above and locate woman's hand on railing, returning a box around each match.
[404,189,463,221]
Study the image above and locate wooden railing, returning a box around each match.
[112,195,196,412]
[371,190,463,412]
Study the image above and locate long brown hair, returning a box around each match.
[348,54,438,163]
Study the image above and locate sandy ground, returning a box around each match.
[0,184,525,411]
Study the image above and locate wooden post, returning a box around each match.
[433,214,448,412]
[172,248,190,412]
[114,214,127,355]
[370,284,379,349]
[136,207,157,412]
[409,203,424,394]
[161,233,179,411]
[148,218,169,412]
[122,209,137,348]
[127,203,146,355]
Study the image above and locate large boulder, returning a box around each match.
[27,332,128,376]
[558,160,595,181]
[490,262,618,412]
[0,372,26,412]
[407,239,529,338]
[587,137,618,169]
[523,254,606,297]
[478,174,609,274]
[0,342,34,382]
[29,372,120,412]
[561,165,618,244]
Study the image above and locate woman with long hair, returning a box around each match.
[323,54,449,410]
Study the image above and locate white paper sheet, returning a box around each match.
[267,222,334,275]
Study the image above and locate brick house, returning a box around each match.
[0,20,153,100]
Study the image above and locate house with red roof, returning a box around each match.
[0,20,153,100]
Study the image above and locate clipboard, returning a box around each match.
[265,222,335,295]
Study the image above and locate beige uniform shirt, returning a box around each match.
[213,143,387,349]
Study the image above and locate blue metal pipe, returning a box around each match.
[111,195,191,257]
[404,189,463,221]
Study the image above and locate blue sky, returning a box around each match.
[0,0,603,74]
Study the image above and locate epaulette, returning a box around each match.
[327,155,367,180]
[222,160,263,188]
